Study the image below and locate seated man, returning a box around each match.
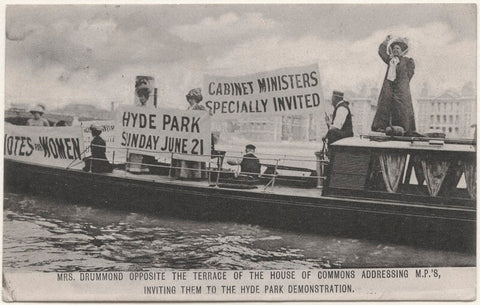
[83,125,113,173]
[227,144,261,178]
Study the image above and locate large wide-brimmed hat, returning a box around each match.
[29,105,45,114]
[135,76,154,89]
[186,88,203,103]
[387,37,409,56]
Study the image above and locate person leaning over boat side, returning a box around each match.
[174,88,207,179]
[83,124,113,173]
[371,35,415,134]
[322,90,353,147]
[227,144,261,178]
[26,104,50,126]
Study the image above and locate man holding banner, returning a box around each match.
[174,88,208,179]
[128,76,157,173]
[134,76,156,107]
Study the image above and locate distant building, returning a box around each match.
[281,115,310,141]
[6,103,29,113]
[211,91,379,143]
[416,91,476,138]
[348,97,377,136]
[54,103,114,120]
[233,116,282,142]
[211,113,328,143]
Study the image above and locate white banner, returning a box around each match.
[4,124,85,169]
[115,106,211,162]
[203,63,325,117]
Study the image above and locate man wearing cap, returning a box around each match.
[227,144,261,177]
[323,90,353,146]
[83,124,112,173]
[27,104,50,126]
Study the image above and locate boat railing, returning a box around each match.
[360,134,477,146]
[74,143,329,190]
[82,143,327,163]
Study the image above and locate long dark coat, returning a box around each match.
[90,136,112,173]
[371,41,416,133]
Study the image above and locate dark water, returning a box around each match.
[3,193,475,272]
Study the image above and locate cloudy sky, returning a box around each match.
[5,4,476,110]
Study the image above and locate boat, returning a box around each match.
[4,69,476,251]
[4,130,476,251]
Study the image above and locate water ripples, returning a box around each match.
[3,193,475,272]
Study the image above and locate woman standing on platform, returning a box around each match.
[371,35,416,135]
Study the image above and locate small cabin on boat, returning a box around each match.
[324,136,476,207]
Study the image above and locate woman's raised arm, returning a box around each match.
[378,40,390,64]
[378,35,392,64]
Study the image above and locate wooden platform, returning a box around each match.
[106,169,323,198]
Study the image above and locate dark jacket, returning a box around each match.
[326,101,353,145]
[240,153,261,176]
[371,41,416,133]
[85,136,112,173]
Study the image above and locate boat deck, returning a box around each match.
[5,159,475,224]
[101,169,324,198]
[97,169,474,215]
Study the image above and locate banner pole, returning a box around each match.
[154,88,158,108]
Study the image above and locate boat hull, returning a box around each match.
[4,159,475,251]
